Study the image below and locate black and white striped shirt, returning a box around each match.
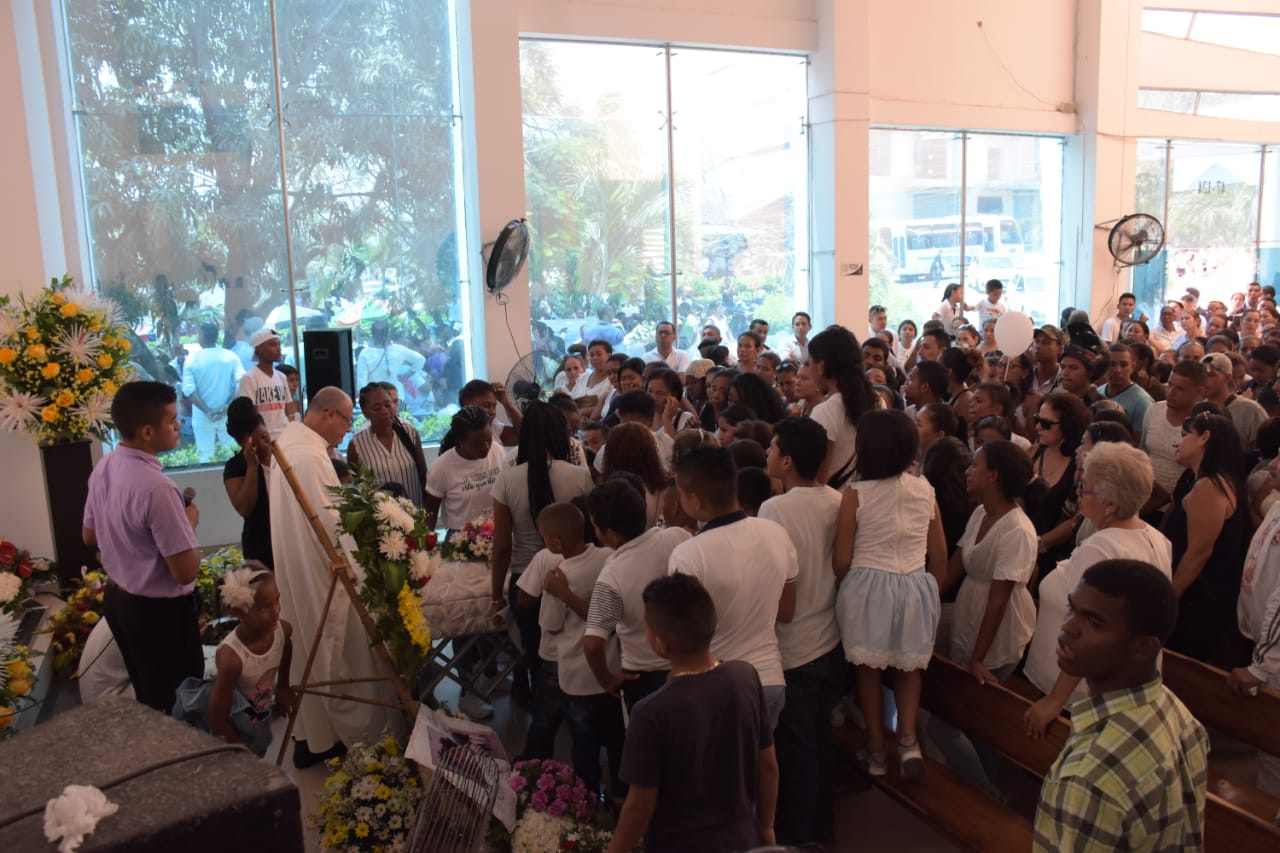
[348,423,424,507]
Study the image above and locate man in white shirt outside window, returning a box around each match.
[182,322,245,461]
[237,328,298,440]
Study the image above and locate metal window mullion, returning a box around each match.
[664,45,678,325]
[267,0,301,360]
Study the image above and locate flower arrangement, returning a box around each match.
[503,760,612,853]
[194,544,244,619]
[0,615,37,736]
[438,510,495,563]
[46,569,107,676]
[315,734,421,852]
[331,469,439,684]
[0,275,133,444]
[0,538,54,615]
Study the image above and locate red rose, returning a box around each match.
[404,535,417,551]
[426,532,438,549]
[17,561,32,578]
[75,601,87,612]
[0,541,16,564]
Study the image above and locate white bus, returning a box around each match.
[873,215,1025,282]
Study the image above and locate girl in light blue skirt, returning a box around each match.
[832,409,946,779]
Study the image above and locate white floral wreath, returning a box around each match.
[220,562,273,612]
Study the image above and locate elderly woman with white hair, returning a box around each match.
[1022,441,1173,736]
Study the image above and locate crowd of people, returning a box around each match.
[76,275,1280,851]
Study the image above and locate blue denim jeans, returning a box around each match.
[774,645,845,846]
[565,692,626,800]
[926,662,1015,800]
[521,660,566,761]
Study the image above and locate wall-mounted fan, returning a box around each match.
[504,354,542,411]
[485,219,530,293]
[1100,213,1166,267]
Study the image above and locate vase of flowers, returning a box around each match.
[0,615,38,737]
[500,759,613,853]
[0,538,54,617]
[46,569,107,676]
[315,733,422,852]
[0,275,134,586]
[331,470,440,686]
[439,511,496,563]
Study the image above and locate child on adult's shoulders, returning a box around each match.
[606,574,779,853]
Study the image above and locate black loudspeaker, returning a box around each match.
[303,328,355,402]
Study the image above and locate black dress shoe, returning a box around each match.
[292,739,348,770]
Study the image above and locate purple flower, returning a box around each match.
[510,776,527,792]
[536,774,556,791]
[556,784,571,800]
[531,791,549,811]
[547,799,566,817]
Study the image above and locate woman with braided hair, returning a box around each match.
[423,404,509,531]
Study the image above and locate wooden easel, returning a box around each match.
[270,440,419,766]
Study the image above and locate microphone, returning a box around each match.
[182,487,197,507]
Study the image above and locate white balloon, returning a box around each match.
[994,311,1035,355]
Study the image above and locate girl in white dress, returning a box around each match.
[832,409,947,779]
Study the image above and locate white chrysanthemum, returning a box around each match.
[378,532,408,560]
[0,572,21,604]
[373,495,415,533]
[447,531,468,548]
[0,391,46,434]
[54,324,103,367]
[0,307,20,341]
[71,391,112,432]
[511,810,573,853]
[408,550,436,582]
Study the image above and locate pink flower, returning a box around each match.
[510,776,527,792]
[547,799,566,817]
[480,522,494,536]
[536,774,556,791]
[556,784,571,801]
[531,791,549,811]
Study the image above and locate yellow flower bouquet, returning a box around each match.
[315,733,421,851]
[0,613,38,737]
[0,275,133,444]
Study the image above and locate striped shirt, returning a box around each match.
[1034,677,1208,853]
[347,422,425,507]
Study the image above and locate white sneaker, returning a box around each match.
[458,692,494,721]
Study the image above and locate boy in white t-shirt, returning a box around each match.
[531,501,622,800]
[669,445,799,731]
[236,329,297,439]
[584,479,692,712]
[758,416,844,846]
[976,279,1007,326]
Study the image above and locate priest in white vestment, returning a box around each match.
[268,386,401,760]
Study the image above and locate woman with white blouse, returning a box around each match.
[931,440,1037,797]
[1023,441,1172,737]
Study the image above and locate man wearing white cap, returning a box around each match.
[1201,353,1266,449]
[237,328,298,439]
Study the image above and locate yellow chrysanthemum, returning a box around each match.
[7,659,30,679]
[0,348,15,365]
[51,292,66,305]
[40,362,60,379]
[55,391,75,407]
[41,405,60,423]
[25,327,38,341]
[375,785,391,800]
[96,354,113,369]
[9,678,30,696]
[26,344,47,362]
[75,368,94,383]
[354,823,370,838]
[84,611,99,625]
[60,302,80,318]
[396,583,431,651]
[119,338,131,352]
[0,706,12,728]
[103,380,117,395]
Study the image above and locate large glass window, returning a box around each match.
[520,41,808,381]
[62,0,472,467]
[869,129,1065,330]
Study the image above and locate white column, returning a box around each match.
[1072,0,1143,326]
[808,0,869,331]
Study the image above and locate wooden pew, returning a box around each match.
[831,720,1034,852]
[1161,649,1280,756]
[922,656,1280,853]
